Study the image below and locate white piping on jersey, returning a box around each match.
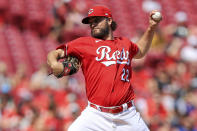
[95,40,102,43]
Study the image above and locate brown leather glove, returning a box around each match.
[56,56,81,78]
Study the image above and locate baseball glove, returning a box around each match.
[56,56,81,78]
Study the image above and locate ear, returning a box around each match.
[108,18,113,25]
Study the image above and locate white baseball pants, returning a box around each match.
[68,105,150,131]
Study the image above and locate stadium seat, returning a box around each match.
[23,30,47,70]
[43,37,58,54]
[0,26,15,73]
[4,25,33,75]
[0,0,8,11]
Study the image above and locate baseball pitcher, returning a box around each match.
[47,5,162,131]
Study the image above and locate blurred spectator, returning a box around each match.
[175,11,188,25]
[180,35,197,62]
[30,64,60,90]
[142,0,162,13]
[170,11,189,39]
[11,64,32,103]
[0,62,12,94]
[50,1,87,43]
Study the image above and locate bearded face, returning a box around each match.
[89,17,110,39]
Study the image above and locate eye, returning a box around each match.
[94,18,100,23]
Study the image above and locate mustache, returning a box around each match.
[91,26,109,39]
[92,27,100,30]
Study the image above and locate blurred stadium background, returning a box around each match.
[0,0,197,130]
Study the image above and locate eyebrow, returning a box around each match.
[89,17,106,23]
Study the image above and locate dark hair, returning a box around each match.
[111,21,117,31]
[104,17,117,31]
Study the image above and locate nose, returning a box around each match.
[90,23,96,29]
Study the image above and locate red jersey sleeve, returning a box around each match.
[122,37,139,57]
[56,38,84,60]
[130,41,139,57]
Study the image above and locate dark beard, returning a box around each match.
[91,25,110,39]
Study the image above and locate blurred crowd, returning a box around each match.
[0,0,197,131]
[0,62,87,131]
[132,5,197,131]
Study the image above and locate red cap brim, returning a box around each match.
[82,16,90,24]
[82,16,111,24]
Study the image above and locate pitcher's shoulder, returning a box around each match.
[116,37,133,44]
[75,36,95,42]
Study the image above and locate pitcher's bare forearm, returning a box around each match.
[134,10,162,59]
[47,49,65,76]
[134,26,156,59]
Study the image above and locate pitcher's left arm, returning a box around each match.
[134,10,162,59]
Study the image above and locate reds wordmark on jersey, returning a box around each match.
[57,37,139,107]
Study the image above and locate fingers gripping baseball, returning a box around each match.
[149,10,162,28]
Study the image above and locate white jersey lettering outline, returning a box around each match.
[95,46,130,66]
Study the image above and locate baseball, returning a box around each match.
[152,12,162,21]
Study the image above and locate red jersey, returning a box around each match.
[56,37,139,107]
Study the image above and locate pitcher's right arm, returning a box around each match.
[47,49,65,77]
